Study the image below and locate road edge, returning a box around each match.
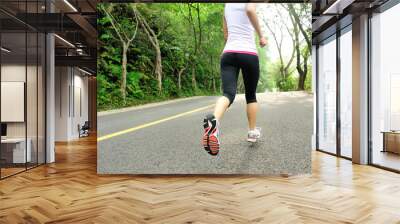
[98,96,208,117]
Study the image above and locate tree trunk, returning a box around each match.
[178,67,185,91]
[297,55,308,90]
[192,65,197,90]
[121,43,128,103]
[294,31,304,91]
[136,9,163,94]
[210,56,215,93]
[296,54,308,91]
[188,5,197,54]
[291,12,307,91]
[196,4,202,46]
[280,65,285,84]
[212,77,216,93]
[178,73,181,90]
[155,48,162,93]
[287,5,310,91]
[288,5,311,52]
[297,72,305,90]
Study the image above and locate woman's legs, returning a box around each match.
[246,102,258,130]
[203,52,261,154]
[214,53,260,128]
[202,53,239,156]
[239,54,260,130]
[214,53,239,120]
[213,96,230,120]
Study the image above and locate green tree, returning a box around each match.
[97,3,310,111]
[287,4,311,90]
[98,3,139,104]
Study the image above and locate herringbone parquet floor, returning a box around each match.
[1,135,400,224]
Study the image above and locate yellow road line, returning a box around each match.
[97,104,215,142]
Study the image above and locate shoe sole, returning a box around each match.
[203,134,219,156]
[203,119,219,156]
[247,138,257,143]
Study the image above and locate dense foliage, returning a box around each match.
[97,3,311,111]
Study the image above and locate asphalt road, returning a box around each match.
[98,92,313,175]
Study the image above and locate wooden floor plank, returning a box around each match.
[1,135,400,223]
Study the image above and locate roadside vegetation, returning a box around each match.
[97,3,311,111]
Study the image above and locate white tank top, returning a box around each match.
[223,3,257,55]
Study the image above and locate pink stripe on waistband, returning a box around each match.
[223,50,258,56]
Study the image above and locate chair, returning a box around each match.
[78,121,90,138]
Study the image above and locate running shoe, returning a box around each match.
[247,127,261,143]
[202,114,220,156]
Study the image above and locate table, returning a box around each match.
[1,138,31,163]
[382,131,400,154]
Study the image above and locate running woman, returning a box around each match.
[202,3,267,156]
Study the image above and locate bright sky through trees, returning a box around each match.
[257,4,308,64]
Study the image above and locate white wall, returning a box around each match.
[72,72,89,138]
[55,66,70,141]
[1,64,25,81]
[1,65,26,139]
[1,65,41,137]
[55,66,89,141]
[1,82,25,122]
[1,63,46,164]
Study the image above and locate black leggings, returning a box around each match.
[220,52,260,106]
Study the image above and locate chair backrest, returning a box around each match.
[82,121,90,129]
